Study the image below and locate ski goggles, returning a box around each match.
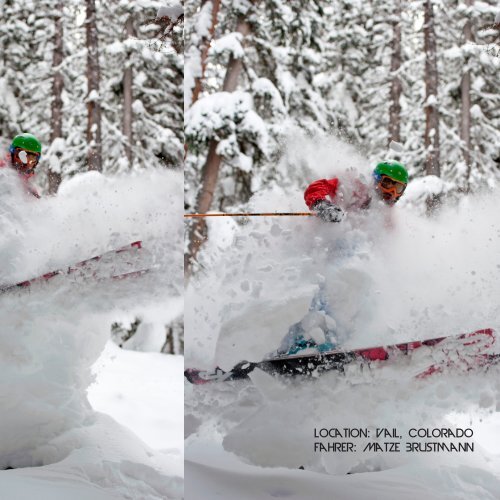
[378,175,407,195]
[14,148,41,165]
[13,148,41,174]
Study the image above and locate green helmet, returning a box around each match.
[373,161,408,184]
[10,133,42,154]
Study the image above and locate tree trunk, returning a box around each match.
[185,13,252,278]
[48,3,64,194]
[163,327,175,354]
[423,0,440,178]
[86,0,102,171]
[190,0,221,107]
[389,0,402,145]
[123,15,136,168]
[461,0,473,188]
[423,0,441,213]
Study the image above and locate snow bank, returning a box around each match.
[88,342,184,463]
[1,414,183,500]
[186,441,500,500]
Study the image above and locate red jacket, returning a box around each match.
[0,155,40,198]
[304,177,371,211]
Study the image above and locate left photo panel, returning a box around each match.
[0,2,184,499]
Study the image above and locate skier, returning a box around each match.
[272,161,409,357]
[0,133,42,198]
[306,160,409,223]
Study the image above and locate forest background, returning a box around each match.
[185,0,500,275]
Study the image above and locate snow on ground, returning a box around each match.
[88,341,184,475]
[186,448,500,500]
[185,138,500,498]
[0,168,183,499]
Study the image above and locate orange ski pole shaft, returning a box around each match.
[184,212,313,218]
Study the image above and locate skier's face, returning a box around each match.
[375,175,406,205]
[12,148,40,178]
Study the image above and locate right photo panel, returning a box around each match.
[184,1,500,499]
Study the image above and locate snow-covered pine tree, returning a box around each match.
[185,0,263,274]
[460,0,474,183]
[48,1,65,194]
[1,0,183,190]
[423,0,441,184]
[123,12,136,168]
[249,0,333,189]
[346,0,395,159]
[98,0,184,173]
[0,1,54,154]
[463,1,500,190]
[85,0,103,172]
[389,0,403,146]
[185,0,341,273]
[420,0,500,199]
[0,2,27,142]
[51,3,90,184]
[186,0,221,109]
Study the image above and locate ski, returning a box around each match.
[0,241,144,294]
[184,328,498,385]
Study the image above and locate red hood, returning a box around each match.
[0,155,40,198]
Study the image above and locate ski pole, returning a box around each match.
[184,212,313,218]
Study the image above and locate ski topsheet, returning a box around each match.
[0,241,146,294]
[184,328,498,385]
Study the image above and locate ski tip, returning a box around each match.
[184,367,233,385]
[184,368,213,385]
